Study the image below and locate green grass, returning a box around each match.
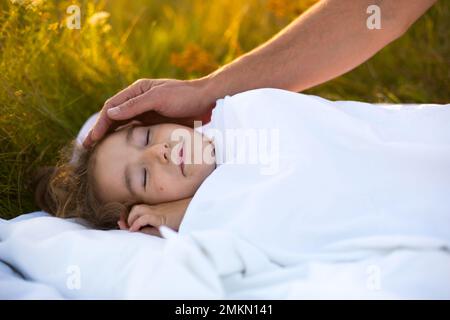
[0,0,449,219]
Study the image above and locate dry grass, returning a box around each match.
[0,0,448,219]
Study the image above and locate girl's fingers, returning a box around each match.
[127,206,145,227]
[117,211,129,230]
[129,215,153,232]
[117,220,128,230]
[129,214,164,232]
[139,226,161,237]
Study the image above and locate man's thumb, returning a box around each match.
[106,90,157,120]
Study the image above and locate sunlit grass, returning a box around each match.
[0,0,448,219]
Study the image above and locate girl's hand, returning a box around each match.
[117,197,192,237]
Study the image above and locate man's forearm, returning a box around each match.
[201,0,437,99]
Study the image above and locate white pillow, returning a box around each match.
[0,212,225,299]
[76,111,99,146]
[0,212,163,298]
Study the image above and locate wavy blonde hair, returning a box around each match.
[33,138,132,229]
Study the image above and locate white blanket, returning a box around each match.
[1,88,449,299]
[181,88,450,297]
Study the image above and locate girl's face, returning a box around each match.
[92,123,216,205]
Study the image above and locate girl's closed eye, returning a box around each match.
[143,128,150,189]
[145,129,150,146]
[143,168,147,189]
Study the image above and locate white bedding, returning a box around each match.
[182,88,450,259]
[1,88,449,299]
[1,211,449,299]
[0,212,230,299]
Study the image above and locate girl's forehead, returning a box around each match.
[90,131,128,177]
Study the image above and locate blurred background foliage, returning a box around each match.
[0,0,448,219]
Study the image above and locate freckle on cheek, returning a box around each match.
[159,186,164,191]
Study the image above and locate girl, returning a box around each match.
[34,121,217,237]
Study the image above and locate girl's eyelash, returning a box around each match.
[143,168,147,189]
[143,129,150,190]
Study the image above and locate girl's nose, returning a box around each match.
[142,142,170,164]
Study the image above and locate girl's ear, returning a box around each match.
[114,120,144,132]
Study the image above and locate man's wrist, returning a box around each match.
[192,73,224,112]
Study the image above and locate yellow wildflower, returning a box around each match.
[88,11,110,26]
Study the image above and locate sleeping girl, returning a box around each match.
[34,88,450,249]
[34,121,217,237]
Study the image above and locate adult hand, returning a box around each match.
[83,78,215,148]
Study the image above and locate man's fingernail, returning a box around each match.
[107,107,120,116]
[88,129,97,142]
